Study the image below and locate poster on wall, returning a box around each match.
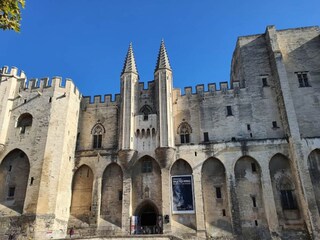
[171,175,195,214]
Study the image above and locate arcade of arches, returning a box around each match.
[0,149,319,237]
[64,151,320,236]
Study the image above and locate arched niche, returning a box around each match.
[234,156,268,238]
[131,156,162,220]
[307,149,320,214]
[70,165,93,222]
[201,158,231,237]
[100,163,123,226]
[133,200,162,234]
[0,149,30,213]
[170,159,195,230]
[269,154,302,225]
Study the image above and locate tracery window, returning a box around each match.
[91,123,105,149]
[139,105,153,121]
[279,177,297,210]
[178,122,192,144]
[17,113,33,134]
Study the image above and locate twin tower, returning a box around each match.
[119,41,175,153]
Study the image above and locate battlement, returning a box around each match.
[138,81,155,91]
[1,66,81,98]
[174,80,241,99]
[82,94,120,107]
[1,66,26,79]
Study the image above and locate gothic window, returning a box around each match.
[178,122,192,144]
[139,105,153,121]
[142,159,152,173]
[279,177,297,210]
[91,123,105,149]
[17,113,33,134]
[296,72,310,87]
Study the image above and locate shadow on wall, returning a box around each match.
[0,149,30,214]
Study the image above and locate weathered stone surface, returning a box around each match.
[0,26,320,240]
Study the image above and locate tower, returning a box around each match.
[154,40,174,148]
[119,43,139,150]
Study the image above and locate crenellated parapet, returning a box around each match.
[173,80,242,101]
[1,66,82,99]
[138,81,155,91]
[81,94,120,108]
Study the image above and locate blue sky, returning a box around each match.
[1,0,319,97]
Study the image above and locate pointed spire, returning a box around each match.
[155,40,172,72]
[121,43,138,76]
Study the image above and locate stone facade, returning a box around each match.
[0,25,320,240]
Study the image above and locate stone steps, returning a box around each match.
[57,235,174,240]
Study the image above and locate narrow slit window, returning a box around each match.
[262,77,268,87]
[272,121,278,128]
[226,106,233,116]
[247,124,251,131]
[30,177,34,186]
[204,132,209,142]
[252,196,257,207]
[251,163,257,173]
[8,187,15,197]
[118,190,123,201]
[222,209,226,216]
[216,187,222,199]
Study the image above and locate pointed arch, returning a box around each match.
[170,159,192,175]
[140,105,153,121]
[170,159,195,229]
[234,155,261,179]
[269,153,301,224]
[177,122,192,144]
[70,164,93,222]
[234,156,268,235]
[100,163,123,226]
[201,157,231,236]
[0,149,30,213]
[307,149,320,214]
[132,155,162,221]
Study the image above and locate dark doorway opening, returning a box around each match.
[132,201,162,234]
[140,204,157,226]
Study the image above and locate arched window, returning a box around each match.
[91,123,105,149]
[139,105,153,121]
[177,122,192,144]
[278,176,297,210]
[17,113,33,134]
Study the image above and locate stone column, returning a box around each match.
[121,172,132,234]
[156,147,176,234]
[193,167,206,238]
[92,176,102,226]
[161,168,172,234]
[118,149,136,234]
[226,171,242,237]
[260,161,279,234]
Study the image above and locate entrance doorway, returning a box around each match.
[132,201,162,234]
[140,204,157,227]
